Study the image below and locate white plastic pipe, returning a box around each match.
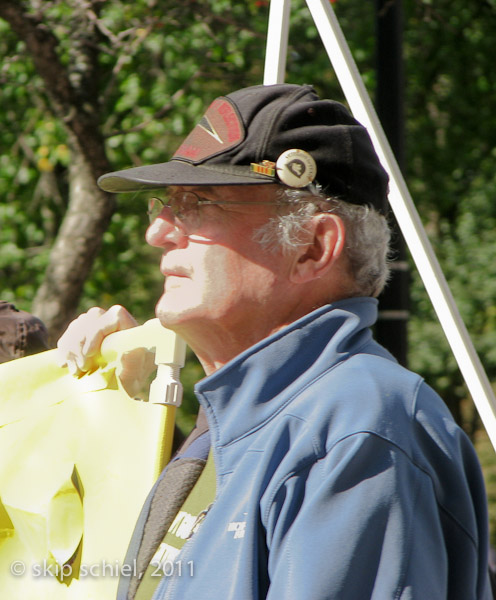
[101,318,186,406]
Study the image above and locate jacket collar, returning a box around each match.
[195,297,383,449]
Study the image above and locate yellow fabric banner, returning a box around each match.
[0,320,184,599]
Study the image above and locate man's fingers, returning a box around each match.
[81,305,138,357]
[57,305,138,376]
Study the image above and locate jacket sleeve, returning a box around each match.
[262,431,483,599]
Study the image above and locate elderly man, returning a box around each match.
[58,84,491,599]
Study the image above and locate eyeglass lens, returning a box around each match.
[147,192,203,227]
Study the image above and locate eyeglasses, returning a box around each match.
[147,190,296,229]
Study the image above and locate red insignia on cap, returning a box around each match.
[173,97,244,164]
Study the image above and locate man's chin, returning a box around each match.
[155,299,192,329]
[155,306,178,328]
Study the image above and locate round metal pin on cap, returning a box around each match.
[276,149,317,188]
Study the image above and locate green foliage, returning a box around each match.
[408,153,496,430]
[405,0,496,218]
[404,0,496,432]
[0,11,67,305]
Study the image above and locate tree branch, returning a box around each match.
[0,0,109,178]
[0,0,116,338]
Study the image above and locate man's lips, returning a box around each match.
[159,263,190,278]
[161,270,187,278]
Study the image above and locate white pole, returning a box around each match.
[263,0,291,84]
[263,0,496,449]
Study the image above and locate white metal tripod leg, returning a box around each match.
[264,0,291,84]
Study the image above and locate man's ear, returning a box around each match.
[290,213,346,283]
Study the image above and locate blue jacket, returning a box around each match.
[140,299,491,599]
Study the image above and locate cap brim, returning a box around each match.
[97,159,276,193]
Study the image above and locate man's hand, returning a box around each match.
[57,305,139,377]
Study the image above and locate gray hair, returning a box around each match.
[252,187,391,298]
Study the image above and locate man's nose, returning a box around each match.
[145,208,188,249]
